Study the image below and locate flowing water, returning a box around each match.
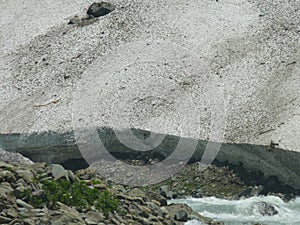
[170,196,300,225]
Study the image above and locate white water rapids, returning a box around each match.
[170,196,300,225]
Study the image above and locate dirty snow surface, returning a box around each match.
[0,0,299,151]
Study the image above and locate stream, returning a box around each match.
[170,195,300,225]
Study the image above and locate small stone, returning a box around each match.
[0,203,9,211]
[50,211,62,216]
[0,215,11,223]
[254,202,278,216]
[8,218,23,225]
[23,218,35,225]
[127,188,147,199]
[149,215,160,222]
[166,203,194,222]
[151,199,161,206]
[116,193,145,205]
[149,158,160,165]
[16,199,33,209]
[77,18,97,26]
[36,212,46,217]
[29,162,46,174]
[14,185,28,199]
[137,205,151,218]
[124,214,132,220]
[53,202,85,224]
[0,170,16,182]
[93,183,107,190]
[68,170,79,182]
[87,2,115,18]
[159,185,169,197]
[0,182,13,195]
[15,169,34,183]
[147,191,167,206]
[6,208,18,218]
[85,211,104,223]
[49,164,68,180]
[16,178,26,186]
[174,210,188,222]
[160,207,169,216]
[32,190,45,198]
[165,191,177,199]
[0,162,14,169]
[238,186,264,199]
[110,217,120,224]
[69,15,80,25]
[85,219,97,225]
[112,184,126,193]
[146,202,160,215]
[113,212,126,223]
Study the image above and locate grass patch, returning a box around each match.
[3,166,13,172]
[21,178,118,217]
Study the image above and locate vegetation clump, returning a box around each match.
[22,177,118,217]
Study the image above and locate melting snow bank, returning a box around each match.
[0,147,33,165]
[170,196,300,225]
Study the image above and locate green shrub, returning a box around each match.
[22,178,118,217]
[95,190,119,217]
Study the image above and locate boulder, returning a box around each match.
[159,185,169,198]
[15,169,34,183]
[174,209,188,222]
[254,201,278,216]
[49,164,68,180]
[238,186,264,199]
[166,203,193,221]
[85,211,105,223]
[87,2,115,18]
[147,191,167,206]
[52,202,85,225]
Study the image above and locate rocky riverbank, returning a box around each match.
[0,161,225,225]
[141,160,299,202]
[1,158,296,225]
